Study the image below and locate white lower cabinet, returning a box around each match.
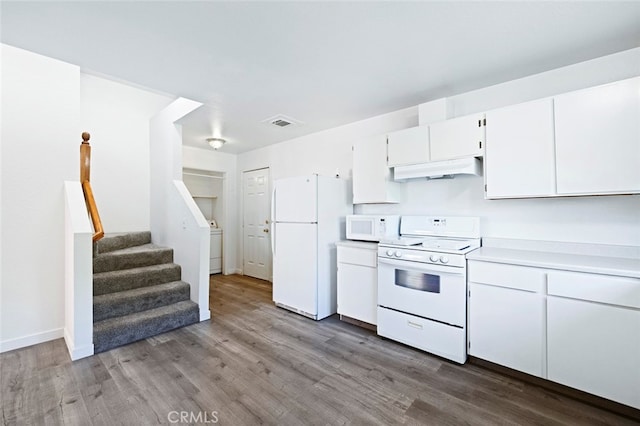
[468,260,640,409]
[547,271,640,409]
[468,261,546,377]
[336,243,378,325]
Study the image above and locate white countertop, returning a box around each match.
[467,246,640,279]
[335,240,379,250]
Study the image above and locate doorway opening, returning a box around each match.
[183,167,225,275]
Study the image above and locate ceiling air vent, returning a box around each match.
[262,114,303,128]
[272,118,292,127]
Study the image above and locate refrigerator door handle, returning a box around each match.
[270,186,276,255]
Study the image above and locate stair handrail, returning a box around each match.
[80,132,104,242]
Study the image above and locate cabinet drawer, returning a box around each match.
[468,261,545,292]
[548,271,640,309]
[377,307,466,364]
[337,246,377,267]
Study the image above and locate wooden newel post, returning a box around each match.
[80,132,91,183]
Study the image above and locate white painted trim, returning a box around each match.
[200,309,211,321]
[64,181,94,362]
[0,328,64,353]
[64,328,94,360]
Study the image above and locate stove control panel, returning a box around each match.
[378,246,465,267]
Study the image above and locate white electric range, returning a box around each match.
[377,216,480,364]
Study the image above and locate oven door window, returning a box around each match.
[394,269,440,293]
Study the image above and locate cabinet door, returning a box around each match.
[429,113,484,161]
[554,76,640,195]
[485,99,556,198]
[548,297,640,409]
[337,262,377,325]
[469,282,545,377]
[352,136,402,204]
[387,126,429,166]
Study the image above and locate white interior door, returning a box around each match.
[243,168,271,281]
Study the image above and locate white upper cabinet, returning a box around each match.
[387,126,429,167]
[485,98,556,198]
[352,136,403,204]
[554,76,640,195]
[429,113,485,161]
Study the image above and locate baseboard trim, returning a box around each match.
[63,328,94,361]
[0,328,64,353]
[339,314,377,332]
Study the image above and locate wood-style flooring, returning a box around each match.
[1,274,638,425]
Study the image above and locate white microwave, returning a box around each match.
[346,215,400,242]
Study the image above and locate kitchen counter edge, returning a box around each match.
[467,246,640,279]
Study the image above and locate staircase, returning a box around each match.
[92,232,199,353]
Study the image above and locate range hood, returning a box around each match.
[394,157,482,181]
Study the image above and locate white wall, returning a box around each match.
[0,44,177,352]
[150,99,211,321]
[183,146,239,274]
[64,181,93,360]
[1,44,80,351]
[236,47,640,273]
[81,74,174,232]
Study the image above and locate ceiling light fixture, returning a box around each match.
[206,137,226,150]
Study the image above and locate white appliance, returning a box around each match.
[346,214,400,242]
[394,157,482,181]
[271,175,352,320]
[210,227,222,274]
[377,216,480,364]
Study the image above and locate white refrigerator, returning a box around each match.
[271,175,352,320]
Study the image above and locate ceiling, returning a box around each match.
[2,2,639,154]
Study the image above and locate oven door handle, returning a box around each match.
[377,257,464,275]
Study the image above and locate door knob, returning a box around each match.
[263,228,269,233]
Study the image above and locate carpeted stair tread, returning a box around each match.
[93,263,181,296]
[95,232,152,255]
[93,281,191,322]
[93,243,173,273]
[93,300,199,353]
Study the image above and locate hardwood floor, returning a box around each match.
[2,274,638,425]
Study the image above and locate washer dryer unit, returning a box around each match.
[210,227,222,274]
